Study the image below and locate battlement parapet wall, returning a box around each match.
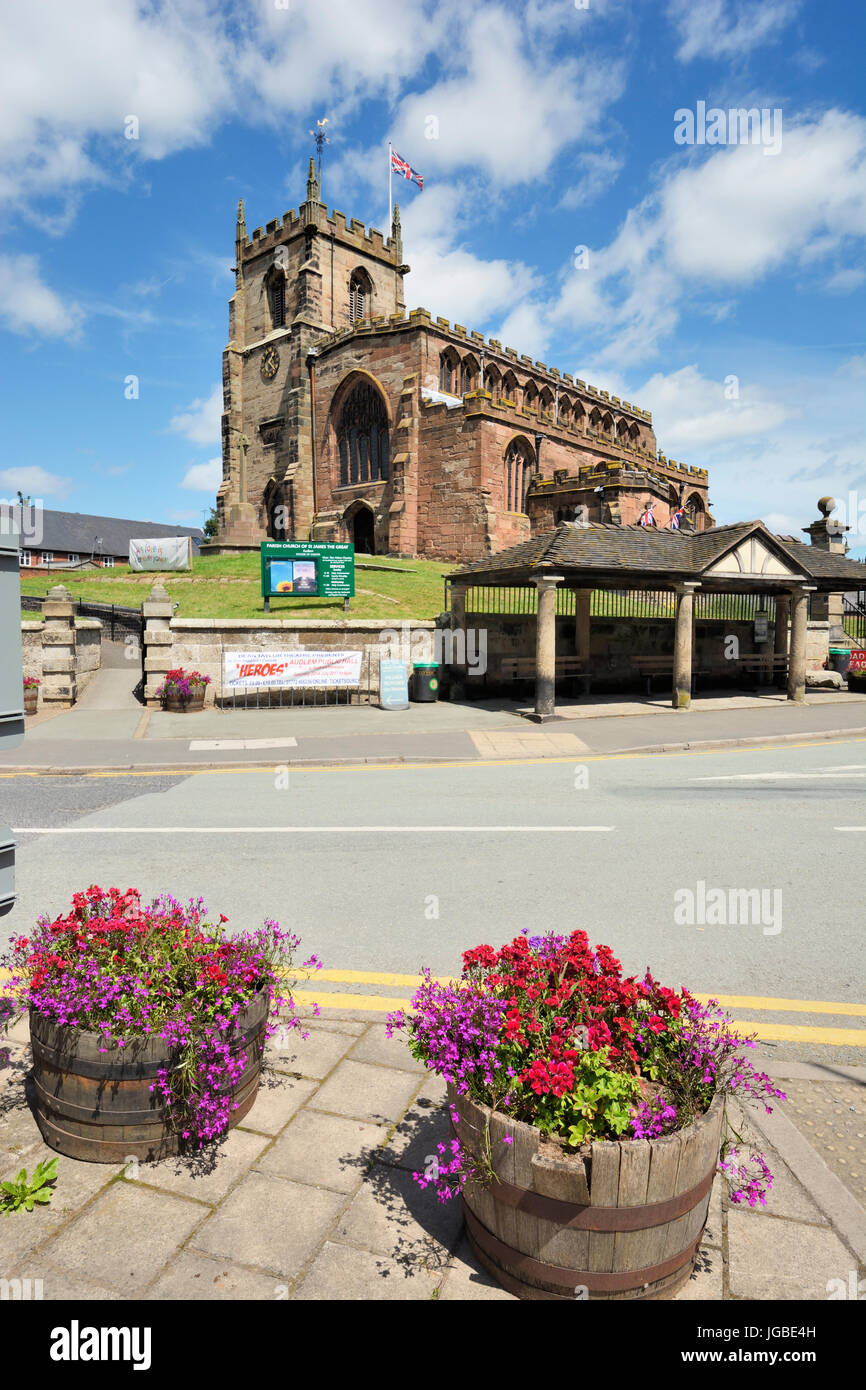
[311,309,659,426]
[241,202,402,267]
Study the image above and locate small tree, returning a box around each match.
[203,507,219,539]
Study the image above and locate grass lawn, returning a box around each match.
[20,552,452,621]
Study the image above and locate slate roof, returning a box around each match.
[7,506,203,557]
[449,520,866,589]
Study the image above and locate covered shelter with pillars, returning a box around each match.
[447,519,866,720]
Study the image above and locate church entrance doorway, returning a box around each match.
[351,507,375,555]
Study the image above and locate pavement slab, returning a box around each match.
[309,1058,422,1125]
[145,1249,288,1301]
[0,1015,862,1301]
[292,1238,444,1300]
[188,1172,344,1279]
[266,1023,356,1080]
[31,1183,206,1296]
[236,1072,319,1135]
[255,1110,388,1194]
[727,1210,855,1300]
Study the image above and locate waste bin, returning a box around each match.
[829,647,851,677]
[412,662,440,702]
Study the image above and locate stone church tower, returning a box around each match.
[212,159,408,549]
[208,170,711,560]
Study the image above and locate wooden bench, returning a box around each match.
[499,655,591,695]
[632,653,787,695]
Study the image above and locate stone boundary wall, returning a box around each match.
[142,585,437,707]
[20,607,102,708]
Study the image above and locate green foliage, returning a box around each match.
[535,1050,641,1148]
[202,507,219,539]
[0,1157,58,1214]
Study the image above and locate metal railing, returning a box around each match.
[20,595,142,641]
[446,582,778,622]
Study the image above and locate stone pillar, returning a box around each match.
[787,585,816,703]
[802,500,848,642]
[574,588,592,664]
[773,592,789,685]
[672,582,699,709]
[41,585,77,707]
[531,573,564,721]
[447,581,469,698]
[143,583,175,708]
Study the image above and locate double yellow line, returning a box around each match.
[291,969,866,1046]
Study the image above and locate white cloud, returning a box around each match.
[0,466,74,501]
[559,152,625,211]
[401,184,543,327]
[659,111,866,285]
[667,0,801,62]
[635,365,791,452]
[0,254,84,339]
[181,458,222,491]
[824,267,866,294]
[0,0,442,213]
[169,387,222,446]
[540,109,866,369]
[391,6,625,186]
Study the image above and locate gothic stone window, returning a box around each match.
[337,381,390,486]
[505,439,533,513]
[349,269,372,323]
[460,355,478,395]
[439,349,459,394]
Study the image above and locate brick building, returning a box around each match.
[210,163,711,562]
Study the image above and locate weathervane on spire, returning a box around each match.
[309,118,330,194]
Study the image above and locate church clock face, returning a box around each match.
[260,345,280,380]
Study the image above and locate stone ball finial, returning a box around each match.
[817,496,837,516]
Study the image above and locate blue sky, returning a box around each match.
[1,0,864,554]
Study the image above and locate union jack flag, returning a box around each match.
[670,506,685,530]
[390,148,424,190]
[639,504,657,527]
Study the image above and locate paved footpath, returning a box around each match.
[3,682,866,772]
[1,1004,863,1301]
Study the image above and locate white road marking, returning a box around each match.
[835,826,866,832]
[11,825,615,835]
[188,738,298,750]
[691,770,866,782]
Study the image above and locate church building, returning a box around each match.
[210,162,711,561]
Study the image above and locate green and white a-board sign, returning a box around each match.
[379,659,409,710]
[261,541,355,611]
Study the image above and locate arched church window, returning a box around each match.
[502,372,518,405]
[349,270,371,323]
[439,350,459,394]
[337,380,390,487]
[505,438,534,513]
[685,493,705,531]
[460,355,478,395]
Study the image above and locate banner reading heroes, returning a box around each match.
[223,649,363,690]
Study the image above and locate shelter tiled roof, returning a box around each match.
[449,521,866,589]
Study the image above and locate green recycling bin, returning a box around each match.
[829,647,851,677]
[412,661,440,702]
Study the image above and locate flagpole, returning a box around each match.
[388,140,393,229]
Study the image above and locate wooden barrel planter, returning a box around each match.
[23,690,38,715]
[161,693,205,713]
[30,990,268,1163]
[449,1084,724,1301]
